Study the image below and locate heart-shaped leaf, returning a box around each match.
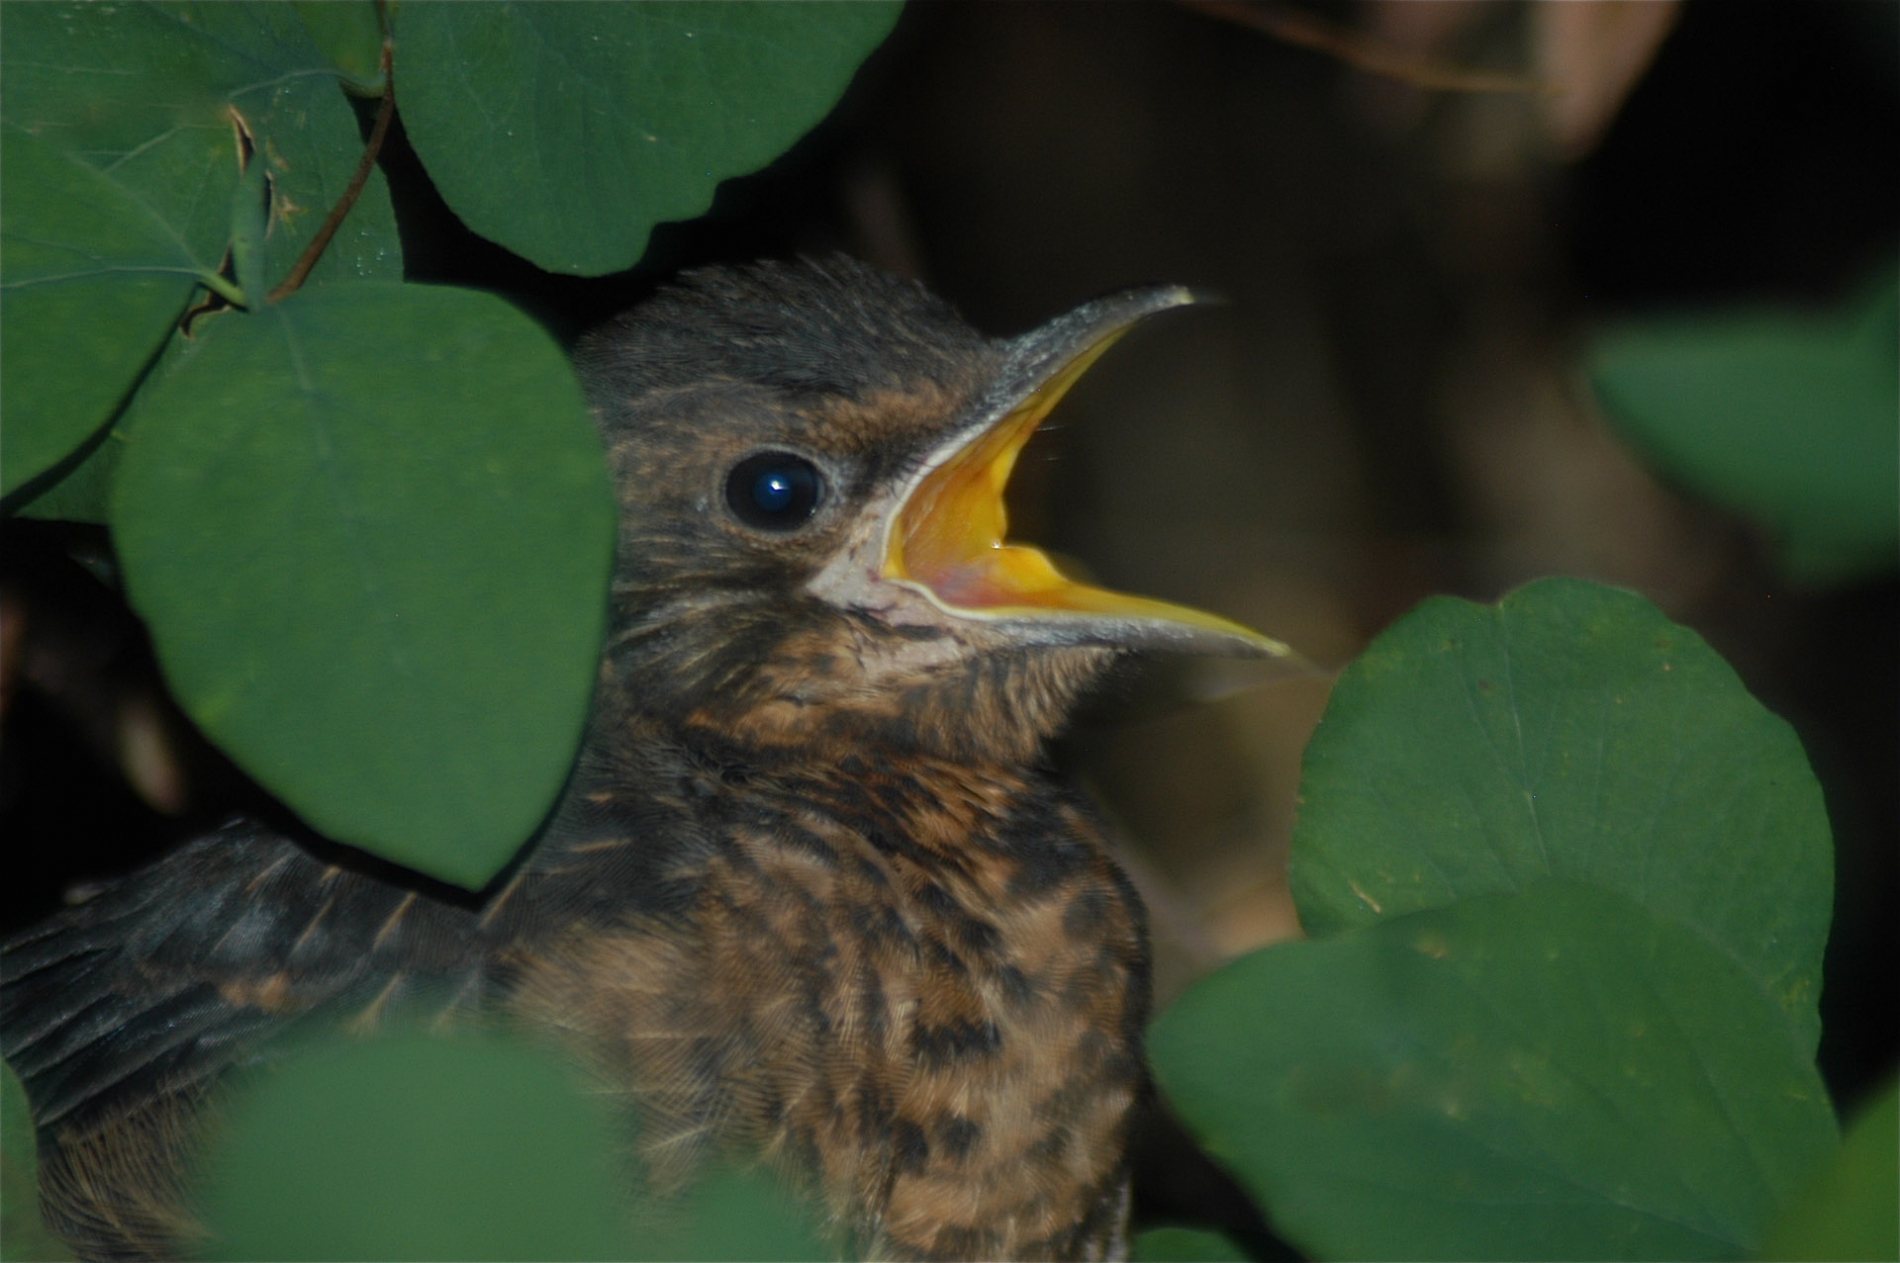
[111,283,613,888]
[1152,579,1840,1260]
[395,2,901,275]
[1151,882,1838,1261]
[1290,577,1831,1054]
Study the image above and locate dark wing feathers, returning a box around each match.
[0,721,686,1147]
[1,821,488,1137]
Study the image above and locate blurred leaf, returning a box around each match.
[1132,1225,1258,1261]
[195,1034,631,1261]
[1,0,402,506]
[652,1166,829,1263]
[194,1032,830,1262]
[1290,577,1831,1054]
[111,283,614,888]
[1588,263,1900,586]
[394,1,902,275]
[1151,882,1839,1262]
[1,1059,71,1262]
[1759,1076,1899,1262]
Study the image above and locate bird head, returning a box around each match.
[576,258,1292,764]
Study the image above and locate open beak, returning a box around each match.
[882,287,1293,659]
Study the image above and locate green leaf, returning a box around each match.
[295,1,386,92]
[0,123,200,499]
[1759,1077,1899,1262]
[8,426,124,524]
[7,328,206,523]
[1589,264,1900,586]
[1159,580,1841,1258]
[195,1033,632,1261]
[2,1059,71,1262]
[111,283,615,888]
[10,326,204,525]
[1150,882,1839,1262]
[0,1,401,291]
[1,1,402,502]
[193,1032,830,1262]
[1131,1225,1258,1261]
[395,1,902,275]
[1290,577,1832,1054]
[650,1167,830,1263]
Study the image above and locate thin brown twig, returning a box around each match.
[268,39,397,303]
[1181,0,1553,96]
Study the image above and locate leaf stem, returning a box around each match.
[200,272,249,307]
[268,38,396,303]
[229,123,271,306]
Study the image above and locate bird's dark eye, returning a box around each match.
[725,451,823,531]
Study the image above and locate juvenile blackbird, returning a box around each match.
[2,258,1288,1261]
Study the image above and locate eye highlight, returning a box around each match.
[725,451,823,531]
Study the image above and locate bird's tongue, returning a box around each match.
[884,348,1273,646]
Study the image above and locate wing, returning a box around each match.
[0,709,713,1257]
[1,819,516,1258]
[1,820,490,1138]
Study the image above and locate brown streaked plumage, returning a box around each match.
[2,257,1289,1261]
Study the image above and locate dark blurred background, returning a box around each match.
[4,0,1894,1244]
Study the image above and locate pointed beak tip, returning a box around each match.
[1171,619,1299,662]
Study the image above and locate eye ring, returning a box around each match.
[725,451,824,531]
